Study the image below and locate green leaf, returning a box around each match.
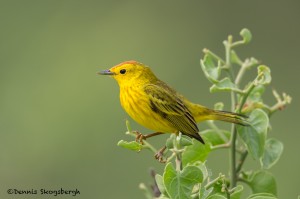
[163,163,203,199]
[166,134,193,150]
[240,28,252,44]
[207,176,228,198]
[256,65,271,85]
[207,194,227,199]
[247,85,265,103]
[117,140,142,151]
[198,162,212,199]
[237,109,269,159]
[249,170,277,196]
[166,134,176,149]
[157,195,171,199]
[180,135,193,147]
[230,50,243,65]
[247,193,277,199]
[240,170,254,183]
[210,78,243,93]
[230,185,243,199]
[155,174,169,197]
[199,186,213,199]
[182,138,211,166]
[260,138,284,169]
[200,54,221,83]
[202,129,230,146]
[238,84,265,113]
[191,161,209,181]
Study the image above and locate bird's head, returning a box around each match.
[98,60,157,86]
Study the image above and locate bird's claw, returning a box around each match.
[133,131,166,163]
[155,146,167,163]
[154,151,166,163]
[134,131,145,144]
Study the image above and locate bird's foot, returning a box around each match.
[133,132,167,163]
[134,131,164,145]
[134,131,146,145]
[154,146,167,163]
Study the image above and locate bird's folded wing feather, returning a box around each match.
[143,84,199,135]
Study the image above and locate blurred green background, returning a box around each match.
[0,1,299,198]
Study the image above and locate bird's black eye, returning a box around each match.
[120,69,126,74]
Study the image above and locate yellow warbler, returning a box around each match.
[99,61,247,144]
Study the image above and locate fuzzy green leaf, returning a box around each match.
[247,85,265,103]
[117,140,142,151]
[180,135,193,147]
[163,163,203,199]
[210,78,243,93]
[256,65,271,85]
[182,138,211,166]
[201,54,221,83]
[191,161,209,181]
[260,138,284,169]
[207,177,228,198]
[207,195,227,199]
[240,28,252,44]
[202,129,230,146]
[166,134,175,149]
[157,195,170,199]
[230,185,244,199]
[199,186,213,199]
[155,174,169,197]
[230,50,243,65]
[249,170,277,196]
[125,119,132,132]
[247,193,277,199]
[237,109,269,159]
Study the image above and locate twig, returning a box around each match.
[236,151,248,173]
[205,173,225,190]
[211,143,230,150]
[230,127,237,188]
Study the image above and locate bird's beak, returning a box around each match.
[97,69,115,75]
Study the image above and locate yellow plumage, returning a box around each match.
[99,61,247,144]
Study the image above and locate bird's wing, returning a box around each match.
[144,83,203,143]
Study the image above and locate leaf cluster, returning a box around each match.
[118,29,291,199]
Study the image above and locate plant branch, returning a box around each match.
[237,81,256,114]
[175,133,183,171]
[269,90,292,116]
[235,58,258,85]
[224,35,233,69]
[175,153,182,171]
[205,173,225,190]
[211,143,231,151]
[126,132,158,153]
[125,120,158,153]
[230,126,237,188]
[224,34,239,189]
[142,141,158,154]
[236,151,248,173]
[231,40,245,48]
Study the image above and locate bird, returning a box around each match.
[98,60,248,161]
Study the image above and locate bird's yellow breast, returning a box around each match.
[119,86,176,133]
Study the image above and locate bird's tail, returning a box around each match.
[187,103,249,126]
[208,110,249,126]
